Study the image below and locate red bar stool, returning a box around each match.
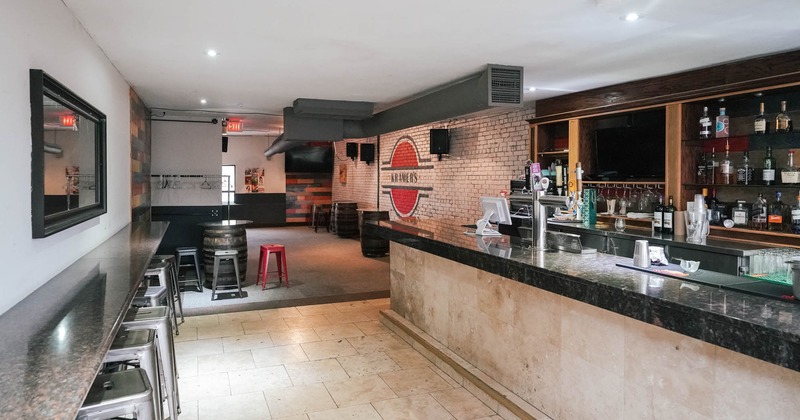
[257,244,288,289]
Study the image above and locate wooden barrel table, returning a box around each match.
[332,202,359,238]
[359,209,390,257]
[199,220,251,289]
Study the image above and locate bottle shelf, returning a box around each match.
[682,131,800,151]
[537,150,569,156]
[683,183,800,189]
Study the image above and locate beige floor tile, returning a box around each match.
[198,392,270,420]
[379,366,454,397]
[307,403,383,420]
[197,350,255,374]
[258,306,303,319]
[323,311,372,325]
[272,415,308,420]
[264,382,337,418]
[179,372,230,403]
[372,393,456,420]
[285,358,349,385]
[336,351,401,377]
[347,333,411,354]
[475,416,504,420]
[270,328,321,346]
[174,326,198,343]
[385,348,434,369]
[431,387,496,420]
[177,400,198,420]
[175,337,224,358]
[242,318,290,335]
[296,303,341,316]
[197,323,245,340]
[300,339,358,361]
[332,300,374,313]
[218,310,263,325]
[313,323,364,341]
[284,315,332,329]
[354,307,382,321]
[252,344,309,367]
[223,332,274,353]
[229,366,293,395]
[354,320,391,336]
[176,355,199,378]
[323,374,397,407]
[182,314,220,329]
[366,298,390,310]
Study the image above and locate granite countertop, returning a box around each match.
[0,222,168,419]
[364,218,800,372]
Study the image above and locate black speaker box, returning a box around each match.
[360,143,375,164]
[430,129,449,155]
[346,142,358,159]
[222,136,229,152]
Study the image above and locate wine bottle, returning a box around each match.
[751,193,767,230]
[781,150,799,185]
[720,141,732,184]
[775,100,793,133]
[699,106,711,139]
[763,146,777,186]
[754,102,768,134]
[653,195,664,233]
[663,196,676,234]
[792,191,800,234]
[715,107,729,138]
[768,191,785,231]
[736,151,753,185]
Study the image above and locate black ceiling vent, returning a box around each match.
[488,65,523,107]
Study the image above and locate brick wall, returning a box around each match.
[286,173,332,224]
[331,138,380,210]
[130,88,151,222]
[332,107,535,222]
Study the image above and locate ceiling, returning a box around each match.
[62,0,800,136]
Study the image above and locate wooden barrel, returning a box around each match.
[333,202,359,238]
[201,223,248,288]
[360,210,390,257]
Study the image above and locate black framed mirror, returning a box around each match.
[30,69,107,238]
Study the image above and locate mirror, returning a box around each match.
[30,70,106,238]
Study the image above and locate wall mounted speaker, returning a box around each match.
[360,143,375,165]
[346,142,358,159]
[430,129,449,158]
[222,136,229,153]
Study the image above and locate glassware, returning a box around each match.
[614,218,626,232]
[639,185,656,212]
[596,187,607,214]
[685,210,710,243]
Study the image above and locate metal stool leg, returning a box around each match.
[104,329,163,419]
[212,256,220,300]
[232,256,242,298]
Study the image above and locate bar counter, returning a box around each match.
[365,217,800,418]
[0,222,168,419]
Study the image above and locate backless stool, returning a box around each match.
[103,329,163,419]
[77,368,156,420]
[175,246,203,292]
[153,254,184,325]
[257,244,289,289]
[211,249,242,300]
[123,306,180,420]
[145,262,180,335]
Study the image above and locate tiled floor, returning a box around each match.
[174,299,502,420]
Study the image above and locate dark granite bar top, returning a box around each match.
[364,218,800,372]
[0,222,168,419]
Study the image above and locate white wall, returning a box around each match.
[0,0,133,315]
[222,135,286,193]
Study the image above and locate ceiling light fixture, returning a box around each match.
[206,49,218,57]
[624,12,640,21]
[200,99,207,104]
[528,87,537,92]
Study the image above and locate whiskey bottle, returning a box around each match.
[762,146,777,186]
[715,107,729,138]
[792,192,800,234]
[768,191,785,231]
[720,141,732,185]
[663,196,676,234]
[775,100,793,133]
[653,195,664,233]
[732,200,750,228]
[754,102,768,134]
[699,106,712,139]
[781,150,799,185]
[751,193,767,230]
[736,151,753,185]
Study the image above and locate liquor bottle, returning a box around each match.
[732,200,750,227]
[751,192,767,230]
[720,141,732,184]
[663,196,676,234]
[736,151,753,185]
[775,100,793,133]
[696,153,708,184]
[781,150,799,185]
[707,147,717,185]
[768,191,785,231]
[708,188,721,225]
[653,195,664,233]
[792,192,800,234]
[699,106,712,139]
[715,107,729,138]
[762,146,777,186]
[754,102,768,134]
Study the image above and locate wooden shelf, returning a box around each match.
[537,150,569,156]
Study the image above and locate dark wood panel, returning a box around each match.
[531,50,800,123]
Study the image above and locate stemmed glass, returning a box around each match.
[640,185,656,212]
[615,218,626,232]
[618,184,630,216]
[596,186,607,214]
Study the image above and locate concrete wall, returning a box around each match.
[0,0,133,315]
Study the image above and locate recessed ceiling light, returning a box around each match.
[206,49,218,57]
[200,99,207,104]
[528,87,537,92]
[624,13,640,21]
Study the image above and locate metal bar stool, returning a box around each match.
[211,249,242,300]
[310,204,331,233]
[123,306,180,420]
[103,329,163,419]
[145,262,180,335]
[77,368,157,420]
[175,246,203,292]
[153,254,184,325]
[132,286,169,309]
[257,244,288,289]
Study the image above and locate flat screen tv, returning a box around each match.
[593,126,665,180]
[284,145,333,173]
